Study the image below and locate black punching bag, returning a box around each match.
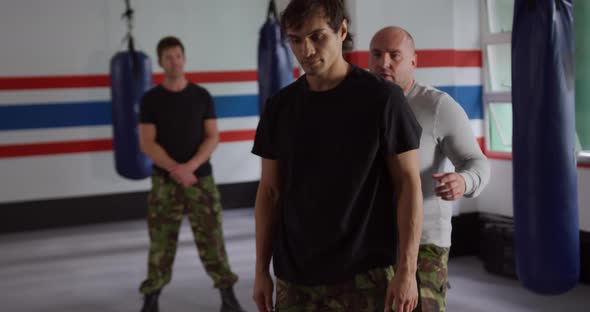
[110,2,152,180]
[110,48,152,180]
[257,0,294,113]
[512,0,579,294]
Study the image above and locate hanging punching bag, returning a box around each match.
[110,2,152,180]
[257,0,294,113]
[110,48,152,180]
[512,0,579,294]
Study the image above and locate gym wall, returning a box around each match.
[1,0,588,235]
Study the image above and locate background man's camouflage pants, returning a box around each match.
[139,175,238,294]
[416,244,450,312]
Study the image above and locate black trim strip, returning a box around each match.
[0,181,259,234]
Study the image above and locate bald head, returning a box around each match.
[368,26,417,92]
[370,26,415,54]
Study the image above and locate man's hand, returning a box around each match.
[169,164,197,187]
[433,172,466,201]
[253,270,274,312]
[384,270,418,312]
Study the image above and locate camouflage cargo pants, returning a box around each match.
[275,266,396,312]
[275,244,448,312]
[139,175,238,294]
[416,244,450,312]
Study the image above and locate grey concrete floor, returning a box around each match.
[0,208,588,311]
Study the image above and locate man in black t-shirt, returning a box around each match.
[137,36,245,312]
[251,1,423,312]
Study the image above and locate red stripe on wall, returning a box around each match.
[0,130,256,158]
[418,50,482,67]
[345,49,482,69]
[0,75,110,91]
[219,130,256,142]
[0,49,478,91]
[0,139,113,158]
[154,70,258,84]
[0,69,302,91]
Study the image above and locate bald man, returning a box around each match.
[369,26,490,312]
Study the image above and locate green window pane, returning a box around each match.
[488,102,512,152]
[484,44,512,92]
[486,0,514,33]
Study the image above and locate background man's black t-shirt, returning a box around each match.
[252,65,422,285]
[140,83,216,177]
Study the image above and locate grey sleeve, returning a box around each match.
[434,94,490,198]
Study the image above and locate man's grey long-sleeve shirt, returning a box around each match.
[406,82,490,247]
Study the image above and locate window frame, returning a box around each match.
[480,0,589,166]
[481,0,513,159]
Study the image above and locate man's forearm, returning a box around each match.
[255,186,280,273]
[141,141,177,172]
[396,177,423,273]
[186,135,218,171]
[457,157,491,198]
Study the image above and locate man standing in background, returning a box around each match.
[138,36,246,312]
[369,26,491,312]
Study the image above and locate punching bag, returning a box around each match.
[512,0,579,294]
[257,0,294,113]
[110,0,152,180]
[110,49,152,180]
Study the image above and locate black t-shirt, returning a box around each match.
[252,65,422,285]
[139,83,216,177]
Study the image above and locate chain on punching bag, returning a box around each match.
[512,0,579,294]
[257,0,294,113]
[110,0,152,179]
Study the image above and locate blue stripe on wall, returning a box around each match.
[0,87,481,131]
[214,95,259,118]
[436,85,483,120]
[0,95,260,130]
[0,101,112,130]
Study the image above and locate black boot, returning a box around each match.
[219,287,247,312]
[141,290,160,312]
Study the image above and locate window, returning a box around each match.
[486,0,514,33]
[482,0,513,156]
[488,102,512,152]
[482,0,589,164]
[484,44,511,93]
[575,1,590,162]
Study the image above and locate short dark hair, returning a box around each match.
[280,0,353,47]
[156,36,185,60]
